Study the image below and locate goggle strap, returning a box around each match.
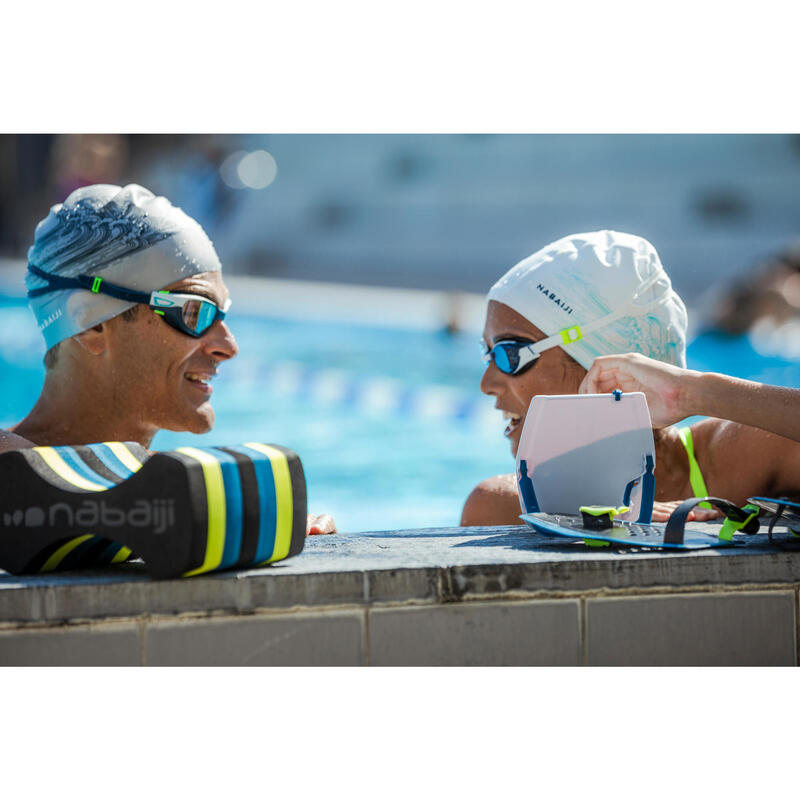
[27,264,152,305]
[27,265,228,339]
[526,269,671,358]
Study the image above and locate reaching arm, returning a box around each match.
[579,353,800,442]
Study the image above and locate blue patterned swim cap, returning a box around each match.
[488,230,688,370]
[26,184,222,350]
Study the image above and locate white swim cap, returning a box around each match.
[26,183,222,350]
[487,231,687,369]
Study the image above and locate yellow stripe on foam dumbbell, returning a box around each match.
[176,447,227,576]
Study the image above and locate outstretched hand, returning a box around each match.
[306,513,337,536]
[579,352,697,428]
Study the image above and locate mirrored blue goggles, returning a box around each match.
[27,265,231,338]
[148,290,231,337]
[481,338,541,376]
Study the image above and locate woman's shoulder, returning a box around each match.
[460,473,522,526]
[693,417,800,498]
[694,416,799,453]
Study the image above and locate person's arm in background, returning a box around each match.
[579,353,800,441]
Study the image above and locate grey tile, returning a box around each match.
[0,584,46,623]
[145,610,364,665]
[587,592,797,666]
[39,573,245,623]
[0,623,141,666]
[245,570,367,610]
[442,564,533,599]
[367,568,441,604]
[124,574,248,617]
[369,600,580,666]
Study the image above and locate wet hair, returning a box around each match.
[43,305,141,370]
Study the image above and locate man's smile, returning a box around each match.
[184,370,217,394]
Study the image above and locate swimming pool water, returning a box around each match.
[3,294,800,531]
[0,297,512,531]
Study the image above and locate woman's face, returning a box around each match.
[481,300,587,457]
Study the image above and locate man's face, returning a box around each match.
[481,300,587,457]
[104,271,238,435]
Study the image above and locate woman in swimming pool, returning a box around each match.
[460,231,800,525]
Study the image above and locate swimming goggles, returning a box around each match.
[482,339,542,375]
[27,265,231,338]
[483,269,673,375]
[747,497,800,545]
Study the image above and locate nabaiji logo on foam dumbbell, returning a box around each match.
[1,499,176,535]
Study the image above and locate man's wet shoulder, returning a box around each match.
[0,429,35,454]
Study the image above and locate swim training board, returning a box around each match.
[0,442,306,578]
[522,495,761,550]
[516,391,655,523]
[521,512,732,550]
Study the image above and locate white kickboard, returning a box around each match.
[515,392,655,521]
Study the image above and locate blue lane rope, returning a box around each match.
[225,359,496,425]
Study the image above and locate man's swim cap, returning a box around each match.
[487,230,688,369]
[26,183,222,350]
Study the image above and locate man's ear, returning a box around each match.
[73,323,108,355]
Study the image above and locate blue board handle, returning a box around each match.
[517,459,539,513]
[636,454,655,524]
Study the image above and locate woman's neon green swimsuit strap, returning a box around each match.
[678,427,712,510]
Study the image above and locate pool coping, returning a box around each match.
[2,523,799,626]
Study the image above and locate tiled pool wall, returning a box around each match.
[2,524,798,666]
[2,591,795,667]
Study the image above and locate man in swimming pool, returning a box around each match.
[461,231,800,525]
[0,183,335,535]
